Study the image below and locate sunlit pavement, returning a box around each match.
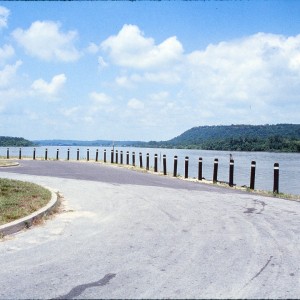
[0,161,299,299]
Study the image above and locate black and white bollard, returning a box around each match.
[185,156,189,179]
[56,149,59,160]
[120,151,123,164]
[126,151,129,165]
[33,148,36,160]
[132,152,135,166]
[146,153,149,170]
[77,149,79,161]
[45,148,48,160]
[67,148,70,161]
[250,161,256,190]
[139,152,143,168]
[154,154,158,172]
[163,155,167,175]
[19,148,22,160]
[104,149,107,163]
[229,159,234,187]
[95,149,99,162]
[198,157,203,180]
[111,149,114,164]
[115,150,118,164]
[273,163,279,194]
[173,156,178,177]
[6,148,9,159]
[213,158,218,183]
[87,149,90,161]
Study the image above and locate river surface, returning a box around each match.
[1,146,299,195]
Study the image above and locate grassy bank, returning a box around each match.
[0,178,51,225]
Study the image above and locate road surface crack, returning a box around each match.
[241,255,273,291]
[249,255,273,282]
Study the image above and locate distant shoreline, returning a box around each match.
[2,124,300,153]
[1,144,299,154]
[32,124,300,153]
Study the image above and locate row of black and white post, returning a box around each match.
[4,147,280,193]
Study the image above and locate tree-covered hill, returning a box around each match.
[146,124,300,152]
[168,124,300,144]
[0,136,35,147]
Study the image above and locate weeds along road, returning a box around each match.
[0,160,299,299]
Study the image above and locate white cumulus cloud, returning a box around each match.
[86,42,99,54]
[185,32,300,108]
[101,24,183,69]
[31,73,66,97]
[127,98,144,110]
[0,44,14,65]
[0,60,22,88]
[0,6,9,29]
[111,29,300,128]
[115,75,135,89]
[97,56,108,68]
[12,21,81,62]
[89,92,111,104]
[115,71,180,88]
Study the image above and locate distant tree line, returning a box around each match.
[0,136,34,147]
[162,136,300,152]
[3,124,299,152]
[137,124,300,152]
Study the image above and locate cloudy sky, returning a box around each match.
[0,1,300,141]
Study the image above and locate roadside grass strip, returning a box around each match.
[0,160,18,167]
[0,178,51,226]
[0,161,8,166]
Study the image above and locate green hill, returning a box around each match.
[0,136,35,147]
[148,124,300,152]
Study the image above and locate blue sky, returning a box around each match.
[0,1,300,141]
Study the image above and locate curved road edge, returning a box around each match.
[0,161,20,168]
[0,187,59,236]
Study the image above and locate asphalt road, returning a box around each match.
[0,160,299,299]
[0,160,239,192]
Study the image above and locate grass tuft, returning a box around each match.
[0,178,51,225]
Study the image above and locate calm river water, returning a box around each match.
[1,146,299,196]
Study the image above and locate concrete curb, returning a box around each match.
[0,162,19,168]
[0,187,59,236]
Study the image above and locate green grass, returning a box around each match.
[0,178,51,225]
